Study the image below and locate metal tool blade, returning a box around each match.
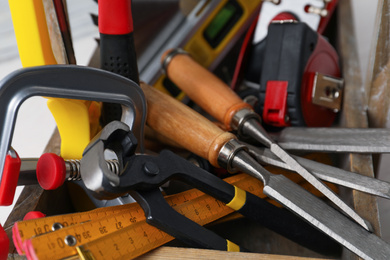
[241,118,372,232]
[245,143,390,199]
[231,150,390,260]
[272,127,390,153]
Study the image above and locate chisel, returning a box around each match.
[244,143,390,199]
[140,83,390,259]
[273,127,390,153]
[161,48,371,232]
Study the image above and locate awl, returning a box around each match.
[140,83,390,259]
[244,143,390,199]
[161,48,372,232]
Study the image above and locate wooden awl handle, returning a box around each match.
[140,83,236,167]
[161,49,252,130]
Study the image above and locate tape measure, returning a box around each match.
[13,173,270,259]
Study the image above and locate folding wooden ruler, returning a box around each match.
[13,173,272,259]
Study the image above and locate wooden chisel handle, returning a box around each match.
[140,83,236,168]
[161,49,252,130]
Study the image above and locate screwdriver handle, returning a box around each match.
[161,49,252,130]
[140,83,236,167]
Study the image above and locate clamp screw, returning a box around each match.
[143,162,159,176]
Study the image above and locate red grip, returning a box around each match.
[98,0,133,34]
[0,153,21,206]
[0,224,9,260]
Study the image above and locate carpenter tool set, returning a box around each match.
[1,0,390,259]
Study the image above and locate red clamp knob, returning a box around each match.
[23,211,46,221]
[36,153,66,190]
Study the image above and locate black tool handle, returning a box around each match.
[116,150,340,255]
[100,33,139,83]
[99,0,140,125]
[130,188,247,252]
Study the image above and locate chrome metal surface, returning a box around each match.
[273,127,390,153]
[231,108,261,137]
[271,143,372,231]
[231,150,390,260]
[80,121,130,197]
[246,143,390,199]
[239,115,372,231]
[311,72,344,112]
[217,139,247,172]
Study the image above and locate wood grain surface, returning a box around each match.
[338,0,382,259]
[367,0,390,129]
[140,82,236,168]
[137,246,330,260]
[162,50,252,130]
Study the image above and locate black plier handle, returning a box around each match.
[80,121,339,254]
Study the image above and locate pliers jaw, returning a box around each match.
[80,121,138,200]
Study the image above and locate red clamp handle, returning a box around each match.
[0,224,9,260]
[0,150,21,206]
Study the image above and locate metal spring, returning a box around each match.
[106,160,121,176]
[66,159,82,181]
[65,159,120,181]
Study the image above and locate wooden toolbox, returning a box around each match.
[3,0,390,259]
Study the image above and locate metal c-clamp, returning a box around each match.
[0,65,146,206]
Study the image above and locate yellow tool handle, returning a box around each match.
[140,83,236,168]
[16,174,265,259]
[9,0,91,159]
[161,50,252,131]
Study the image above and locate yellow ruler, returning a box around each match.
[14,173,269,259]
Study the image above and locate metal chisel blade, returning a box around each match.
[245,143,390,199]
[272,127,390,153]
[264,175,390,260]
[242,119,372,231]
[231,151,389,260]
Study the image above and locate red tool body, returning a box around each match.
[237,1,342,128]
[258,18,341,127]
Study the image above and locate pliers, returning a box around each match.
[80,120,340,255]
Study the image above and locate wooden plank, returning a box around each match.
[367,0,390,128]
[337,0,382,259]
[137,246,330,260]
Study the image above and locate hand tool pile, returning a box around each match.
[1,0,390,259]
